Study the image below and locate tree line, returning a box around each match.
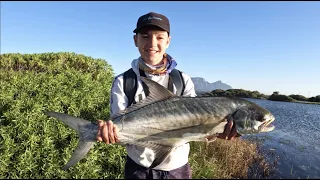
[200,89,320,103]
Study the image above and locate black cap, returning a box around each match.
[133,12,170,33]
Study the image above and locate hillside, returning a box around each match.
[191,77,232,93]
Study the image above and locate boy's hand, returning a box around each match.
[96,120,120,144]
[217,118,241,140]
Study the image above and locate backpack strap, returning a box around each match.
[123,68,137,106]
[168,69,185,96]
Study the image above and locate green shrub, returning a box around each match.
[0,52,127,178]
[268,93,295,102]
[309,95,320,102]
[289,94,308,101]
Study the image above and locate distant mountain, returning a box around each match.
[191,77,232,94]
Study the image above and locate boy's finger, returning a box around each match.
[228,123,237,140]
[96,120,104,142]
[113,125,120,143]
[107,120,115,144]
[102,123,109,144]
[221,120,233,139]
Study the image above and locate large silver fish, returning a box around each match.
[45,76,275,170]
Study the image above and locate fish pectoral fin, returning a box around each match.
[182,133,208,142]
[182,133,218,144]
[205,135,218,143]
[149,146,174,169]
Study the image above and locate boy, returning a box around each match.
[96,12,238,179]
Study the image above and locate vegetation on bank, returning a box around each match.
[0,52,271,178]
[189,139,272,179]
[0,52,122,178]
[201,89,320,104]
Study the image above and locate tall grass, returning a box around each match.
[189,138,271,179]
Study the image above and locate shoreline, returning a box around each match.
[292,100,320,105]
[251,98,320,105]
[199,94,320,105]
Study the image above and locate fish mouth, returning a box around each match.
[259,116,275,132]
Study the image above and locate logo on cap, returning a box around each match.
[143,16,163,22]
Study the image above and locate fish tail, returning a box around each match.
[45,111,97,170]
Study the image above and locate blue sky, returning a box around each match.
[2,1,319,97]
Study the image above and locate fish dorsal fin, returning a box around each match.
[139,76,176,100]
[110,76,176,120]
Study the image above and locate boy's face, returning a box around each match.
[134,26,171,66]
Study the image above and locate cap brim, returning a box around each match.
[133,24,169,33]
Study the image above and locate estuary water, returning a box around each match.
[244,98,320,179]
